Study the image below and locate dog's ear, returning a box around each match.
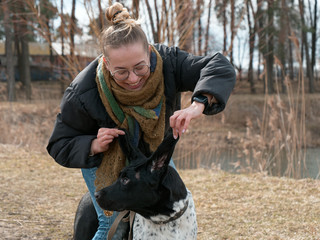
[118,129,145,162]
[149,131,178,172]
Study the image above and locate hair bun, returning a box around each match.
[105,3,131,25]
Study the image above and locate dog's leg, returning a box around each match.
[73,192,98,240]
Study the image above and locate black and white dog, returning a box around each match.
[73,131,197,240]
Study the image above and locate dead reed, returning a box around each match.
[173,35,314,179]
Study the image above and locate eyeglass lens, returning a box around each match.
[113,64,149,81]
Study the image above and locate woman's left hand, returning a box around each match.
[169,101,205,139]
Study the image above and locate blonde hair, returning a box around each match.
[100,3,149,57]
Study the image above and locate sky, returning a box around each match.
[53,0,319,70]
[54,0,241,59]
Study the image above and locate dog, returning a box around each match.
[73,131,197,240]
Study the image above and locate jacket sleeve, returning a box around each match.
[46,87,102,169]
[158,44,236,115]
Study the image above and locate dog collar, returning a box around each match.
[151,199,189,225]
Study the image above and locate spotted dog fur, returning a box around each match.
[133,191,197,240]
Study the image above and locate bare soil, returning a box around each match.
[1,145,319,240]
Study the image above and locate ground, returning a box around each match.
[1,82,320,239]
[1,144,319,240]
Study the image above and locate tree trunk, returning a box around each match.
[98,0,105,30]
[196,0,203,55]
[286,2,294,80]
[256,0,268,92]
[132,0,140,19]
[154,0,160,42]
[246,0,256,94]
[60,0,66,94]
[46,18,54,65]
[145,0,158,43]
[20,34,32,100]
[162,0,170,44]
[278,0,287,93]
[310,0,317,79]
[14,1,32,100]
[266,0,274,94]
[70,0,76,61]
[229,0,235,64]
[299,0,314,93]
[204,0,212,55]
[223,3,227,54]
[3,1,16,101]
[175,0,193,52]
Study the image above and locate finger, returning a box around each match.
[169,113,178,129]
[101,134,115,141]
[182,116,191,133]
[178,119,186,137]
[115,129,125,135]
[101,138,113,145]
[169,115,179,139]
[175,114,186,137]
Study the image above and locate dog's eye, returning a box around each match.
[121,177,130,185]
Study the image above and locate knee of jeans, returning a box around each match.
[97,212,118,230]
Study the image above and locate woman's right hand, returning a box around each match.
[90,128,125,155]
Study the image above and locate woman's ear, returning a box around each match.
[148,45,151,56]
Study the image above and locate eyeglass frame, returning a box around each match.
[103,56,151,82]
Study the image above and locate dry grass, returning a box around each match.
[1,145,319,240]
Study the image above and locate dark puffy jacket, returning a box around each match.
[47,44,236,168]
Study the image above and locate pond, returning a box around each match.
[173,147,320,179]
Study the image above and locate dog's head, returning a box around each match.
[95,130,187,218]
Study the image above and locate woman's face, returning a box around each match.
[105,42,151,91]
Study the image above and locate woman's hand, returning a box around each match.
[90,128,125,155]
[170,101,205,139]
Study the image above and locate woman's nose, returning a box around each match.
[127,70,139,83]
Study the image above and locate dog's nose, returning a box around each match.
[94,191,101,201]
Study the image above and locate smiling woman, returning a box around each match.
[46,1,236,239]
[102,42,151,91]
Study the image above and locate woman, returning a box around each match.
[47,2,235,239]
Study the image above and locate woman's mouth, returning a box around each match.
[126,79,144,90]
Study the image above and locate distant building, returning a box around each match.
[0,41,100,81]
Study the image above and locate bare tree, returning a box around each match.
[246,0,257,93]
[229,0,235,64]
[175,0,194,52]
[13,0,32,100]
[98,0,105,30]
[131,0,140,19]
[215,0,228,54]
[278,0,287,93]
[70,0,76,61]
[3,0,15,101]
[309,0,318,81]
[266,0,275,94]
[204,0,213,55]
[39,0,58,65]
[298,0,315,93]
[196,0,204,55]
[145,0,158,42]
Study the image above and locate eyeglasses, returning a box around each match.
[103,57,150,82]
[110,64,150,81]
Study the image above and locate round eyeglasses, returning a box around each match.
[109,64,150,81]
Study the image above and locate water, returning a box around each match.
[306,148,320,179]
[174,147,320,179]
